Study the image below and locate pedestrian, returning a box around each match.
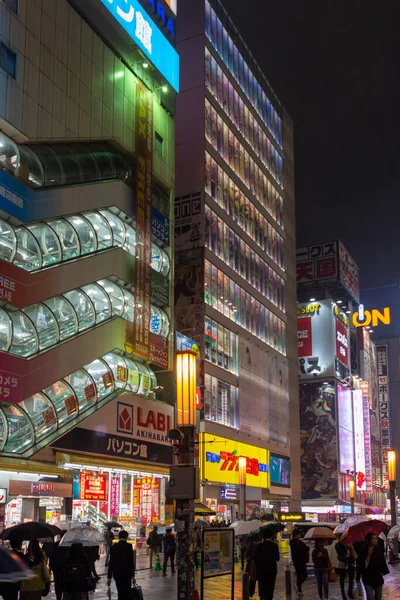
[162,528,176,576]
[239,535,249,570]
[312,540,330,600]
[104,526,114,567]
[147,526,161,569]
[1,540,28,600]
[254,530,280,600]
[330,538,348,600]
[347,544,357,599]
[358,533,389,600]
[193,525,201,569]
[62,542,92,600]
[20,540,49,600]
[49,535,69,600]
[107,530,135,600]
[289,528,309,597]
[87,545,100,583]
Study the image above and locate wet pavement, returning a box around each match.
[49,553,400,599]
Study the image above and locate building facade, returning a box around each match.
[0,0,177,530]
[175,0,299,519]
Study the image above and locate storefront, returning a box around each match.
[200,433,270,521]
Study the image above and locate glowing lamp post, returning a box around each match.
[238,456,247,520]
[349,479,355,516]
[388,450,397,527]
[176,351,197,426]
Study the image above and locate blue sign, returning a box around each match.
[0,169,34,220]
[100,0,179,92]
[175,331,199,353]
[152,207,169,245]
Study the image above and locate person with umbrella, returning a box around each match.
[290,528,309,597]
[20,541,50,600]
[312,540,330,600]
[253,529,280,600]
[1,540,28,600]
[49,532,69,600]
[62,543,92,600]
[358,533,389,600]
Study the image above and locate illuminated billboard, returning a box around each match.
[100,0,179,92]
[337,385,354,473]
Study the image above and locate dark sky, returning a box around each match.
[224,0,400,289]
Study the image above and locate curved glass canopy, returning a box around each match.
[0,352,157,455]
[0,210,170,276]
[0,279,170,358]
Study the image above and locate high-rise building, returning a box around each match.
[175,0,299,518]
[0,0,177,528]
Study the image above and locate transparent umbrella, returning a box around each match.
[60,526,104,547]
[230,520,264,536]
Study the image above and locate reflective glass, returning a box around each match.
[97,280,124,316]
[88,143,114,179]
[3,405,34,453]
[123,357,140,394]
[100,210,126,247]
[47,218,80,260]
[0,219,16,262]
[42,380,78,426]
[8,311,38,356]
[0,308,11,351]
[161,249,170,276]
[0,409,7,452]
[150,306,162,335]
[71,144,99,182]
[48,145,82,185]
[14,227,41,271]
[84,358,114,399]
[151,245,163,273]
[0,132,19,175]
[23,303,59,350]
[65,216,97,255]
[26,223,62,266]
[63,289,95,331]
[83,211,113,250]
[137,363,153,397]
[21,393,57,441]
[28,146,63,186]
[81,283,111,323]
[123,290,134,322]
[19,144,43,187]
[160,310,170,338]
[124,227,136,255]
[102,353,128,390]
[43,296,79,341]
[65,369,97,406]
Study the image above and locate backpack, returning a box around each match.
[64,563,85,587]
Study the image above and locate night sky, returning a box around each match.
[225,0,400,290]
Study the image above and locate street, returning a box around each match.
[48,556,400,600]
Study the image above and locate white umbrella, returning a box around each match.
[230,520,264,536]
[55,520,82,531]
[344,516,368,526]
[60,526,104,547]
[304,527,336,541]
[333,523,347,535]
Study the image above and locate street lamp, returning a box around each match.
[238,456,247,520]
[176,351,197,426]
[349,479,355,516]
[388,450,397,527]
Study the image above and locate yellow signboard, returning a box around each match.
[201,434,270,489]
[352,307,391,328]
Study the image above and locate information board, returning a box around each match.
[201,528,234,600]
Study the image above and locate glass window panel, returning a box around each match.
[123,357,140,394]
[84,358,114,399]
[81,283,112,323]
[123,290,134,322]
[47,218,80,260]
[100,210,126,248]
[102,353,128,389]
[3,405,34,453]
[43,296,78,341]
[150,306,162,336]
[0,219,16,262]
[63,289,95,331]
[151,244,164,273]
[0,409,7,452]
[42,380,78,426]
[97,279,124,317]
[21,393,57,441]
[65,215,97,255]
[0,131,19,174]
[83,211,113,250]
[14,227,41,271]
[160,310,170,338]
[65,369,97,407]
[9,311,38,356]
[0,308,11,351]
[160,249,170,277]
[137,363,153,397]
[204,317,212,363]
[23,303,59,350]
[124,226,136,255]
[204,373,211,422]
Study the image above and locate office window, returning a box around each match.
[4,0,18,13]
[155,132,164,156]
[0,44,17,79]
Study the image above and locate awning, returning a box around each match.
[195,502,216,516]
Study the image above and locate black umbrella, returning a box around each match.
[261,523,285,536]
[104,522,123,529]
[0,522,62,541]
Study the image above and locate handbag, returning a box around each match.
[328,569,336,583]
[130,584,144,600]
[85,576,96,591]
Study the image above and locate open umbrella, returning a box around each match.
[230,520,264,536]
[194,502,216,516]
[60,526,104,547]
[0,548,35,582]
[340,519,389,545]
[304,527,336,541]
[0,522,62,541]
[104,522,123,529]
[388,525,400,541]
[55,521,82,531]
[158,524,174,535]
[194,520,210,528]
[260,523,285,536]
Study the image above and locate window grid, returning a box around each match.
[205,152,284,270]
[0,43,17,79]
[205,316,238,375]
[205,259,286,356]
[205,205,285,312]
[204,372,239,428]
